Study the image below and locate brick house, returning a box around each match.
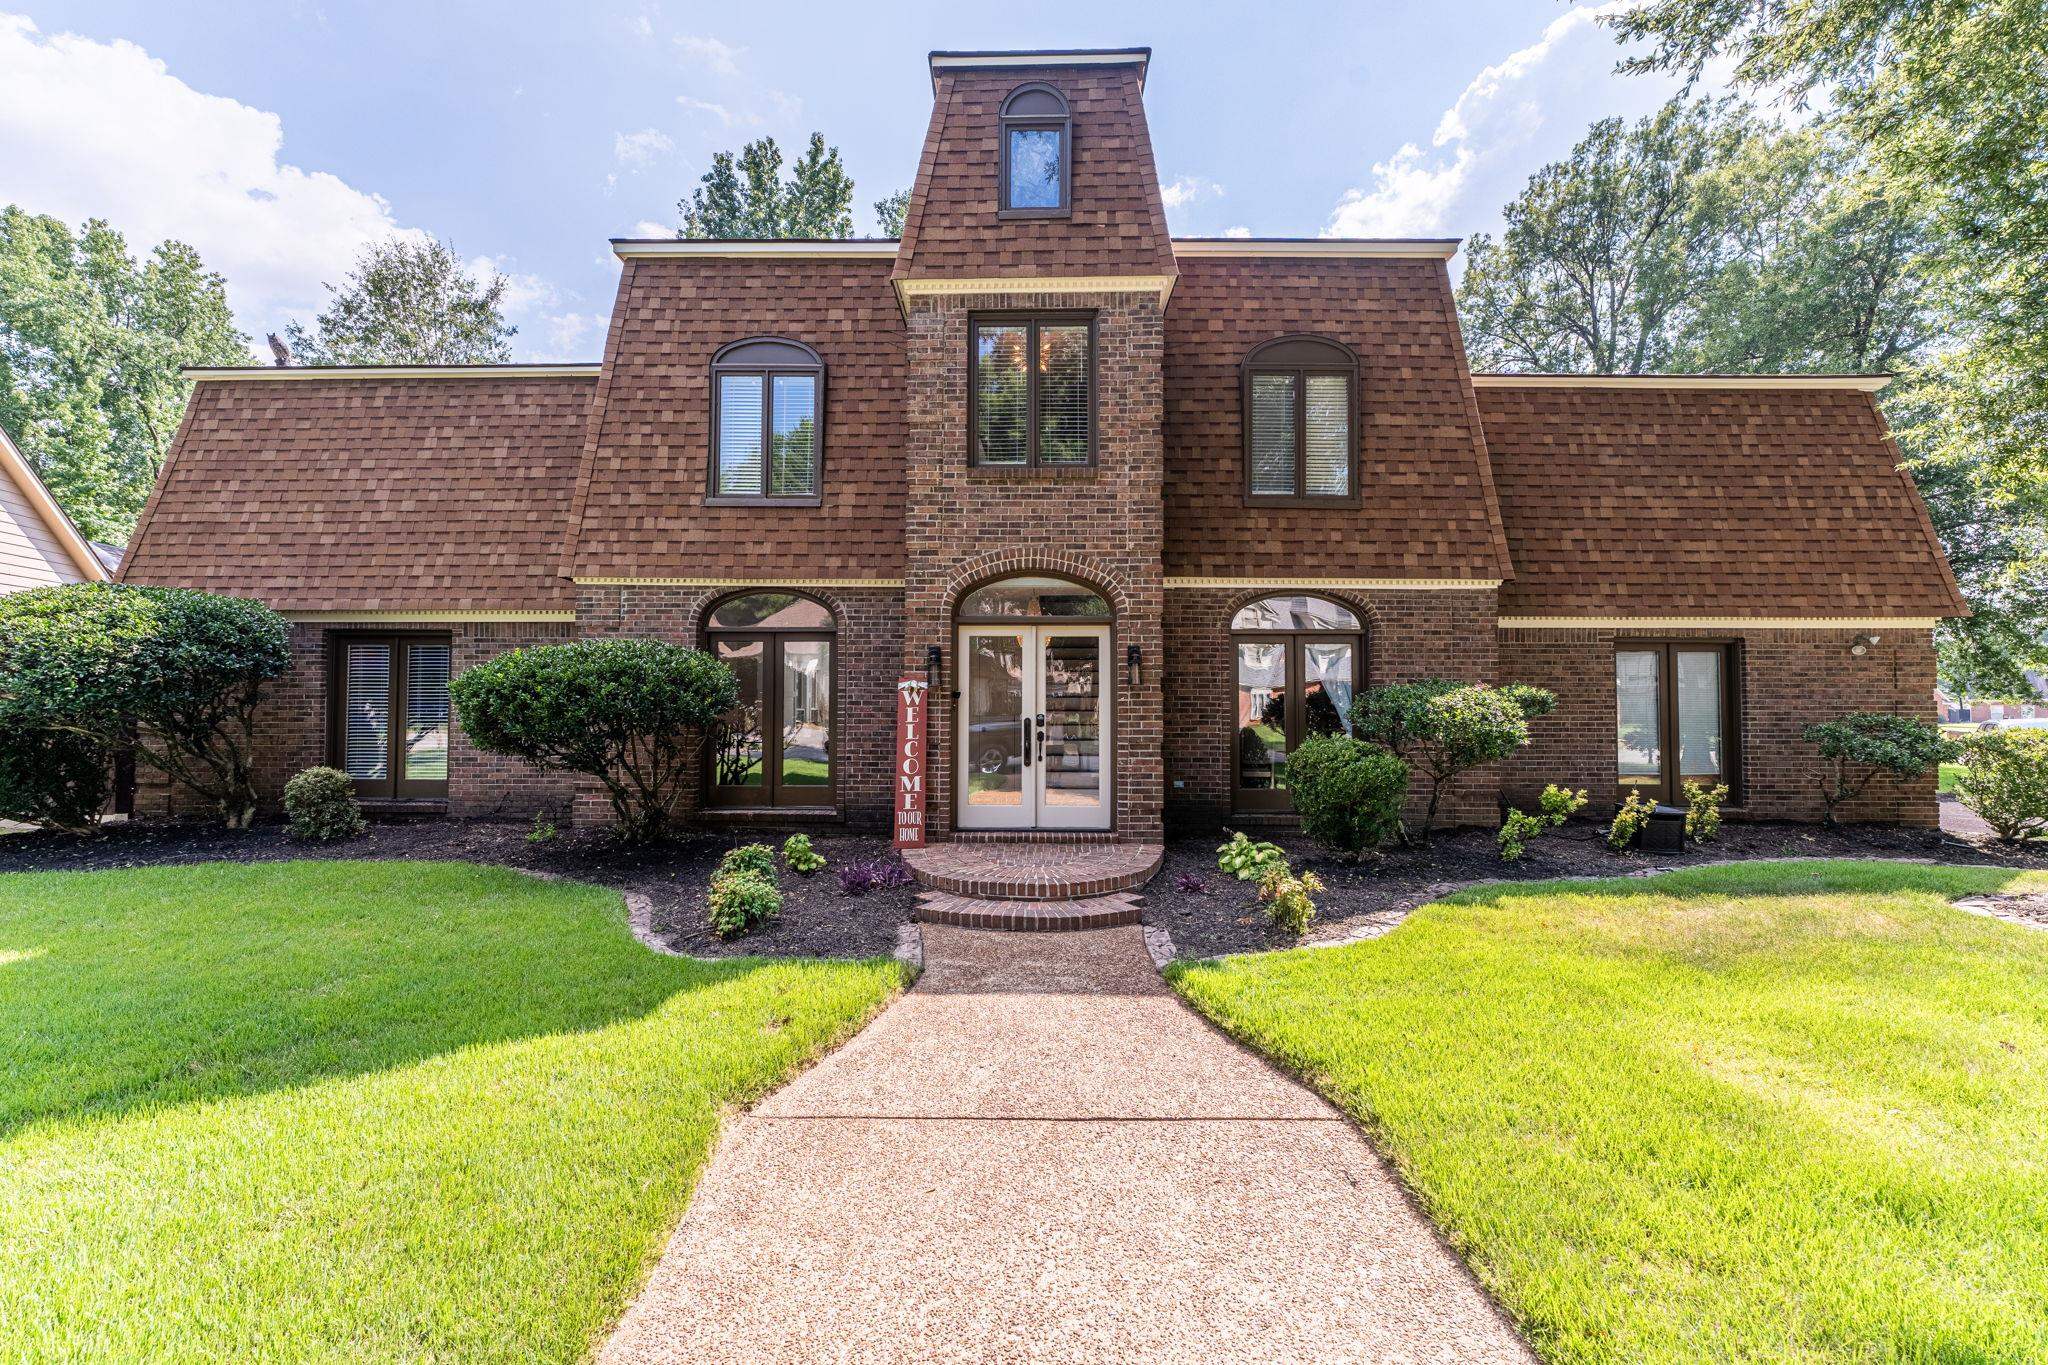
[118,47,1966,839]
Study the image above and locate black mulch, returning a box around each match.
[1149,816,2048,960]
[0,819,919,960]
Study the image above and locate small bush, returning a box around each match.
[1497,784,1588,861]
[1955,730,2048,841]
[707,871,781,939]
[0,728,110,836]
[717,844,777,882]
[1173,872,1207,895]
[1258,864,1324,937]
[782,833,826,874]
[1287,734,1409,858]
[1608,789,1657,851]
[281,766,366,843]
[1350,679,1557,844]
[1217,831,1288,882]
[1803,713,1950,826]
[1683,780,1729,842]
[526,814,558,845]
[837,855,914,897]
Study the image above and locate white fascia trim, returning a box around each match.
[285,610,577,623]
[1173,238,1459,260]
[574,577,906,589]
[1165,577,1502,590]
[1471,373,1892,392]
[0,424,107,581]
[929,50,1150,91]
[612,239,898,260]
[1498,615,1942,630]
[894,275,1177,308]
[184,365,600,381]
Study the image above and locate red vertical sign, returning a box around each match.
[893,676,930,849]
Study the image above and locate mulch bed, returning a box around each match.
[0,819,919,960]
[1149,818,2048,960]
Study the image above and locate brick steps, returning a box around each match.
[900,841,1163,900]
[915,890,1143,932]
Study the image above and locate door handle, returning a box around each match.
[1036,713,1047,764]
[1021,714,1032,768]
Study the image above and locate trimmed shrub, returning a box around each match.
[1258,864,1324,937]
[281,766,366,843]
[449,639,738,843]
[1803,713,1951,826]
[707,871,781,940]
[1216,831,1287,882]
[1683,780,1729,843]
[782,833,826,874]
[0,728,110,836]
[1608,790,1657,850]
[1351,679,1557,843]
[1287,734,1409,858]
[717,844,778,882]
[1497,784,1588,862]
[0,584,289,828]
[1955,730,2048,841]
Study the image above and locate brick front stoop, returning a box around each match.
[901,841,1163,929]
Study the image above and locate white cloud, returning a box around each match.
[1325,2,1714,241]
[612,127,675,168]
[1223,225,1253,239]
[675,33,742,77]
[675,94,747,127]
[1159,175,1225,211]
[629,219,673,239]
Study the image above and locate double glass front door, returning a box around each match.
[957,624,1110,830]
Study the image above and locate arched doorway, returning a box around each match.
[1231,594,1363,813]
[703,590,837,809]
[955,575,1113,831]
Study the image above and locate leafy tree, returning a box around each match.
[449,639,738,843]
[680,134,856,239]
[1351,680,1557,844]
[873,189,910,237]
[0,584,291,828]
[283,236,513,365]
[1801,713,1950,826]
[0,208,249,542]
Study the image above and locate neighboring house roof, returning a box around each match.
[119,370,595,612]
[89,542,124,573]
[1476,378,1968,619]
[0,422,109,589]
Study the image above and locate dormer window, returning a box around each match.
[1242,335,1360,505]
[999,84,1071,218]
[710,337,823,504]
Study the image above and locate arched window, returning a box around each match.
[1242,336,1359,504]
[710,338,823,503]
[704,591,836,808]
[1230,595,1363,811]
[999,83,1071,217]
[958,574,1111,620]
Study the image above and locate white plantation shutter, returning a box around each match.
[1304,374,1351,497]
[405,643,451,781]
[974,323,1030,464]
[1036,324,1091,465]
[1249,372,1298,495]
[717,373,766,495]
[343,643,391,781]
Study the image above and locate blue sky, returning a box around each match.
[1,2,1727,360]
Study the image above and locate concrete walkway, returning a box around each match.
[601,925,1530,1363]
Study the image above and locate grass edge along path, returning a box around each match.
[0,859,909,1363]
[1168,859,2048,1363]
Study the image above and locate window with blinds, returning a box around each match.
[970,315,1094,467]
[1243,336,1358,503]
[333,634,452,798]
[710,338,824,500]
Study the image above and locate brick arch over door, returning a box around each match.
[683,583,854,637]
[937,548,1134,622]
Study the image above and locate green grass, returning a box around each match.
[1169,860,2048,1362]
[0,861,907,1362]
[1941,761,1967,793]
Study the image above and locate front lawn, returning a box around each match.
[1169,860,2048,1362]
[0,861,906,1362]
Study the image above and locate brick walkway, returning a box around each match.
[599,924,1531,1363]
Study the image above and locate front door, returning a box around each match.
[957,624,1110,830]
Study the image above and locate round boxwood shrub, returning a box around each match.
[282,766,367,843]
[1955,729,2048,842]
[1286,734,1409,857]
[449,639,738,843]
[0,584,289,829]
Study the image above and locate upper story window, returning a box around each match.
[1242,335,1360,505]
[710,337,823,503]
[999,84,1071,218]
[969,314,1095,468]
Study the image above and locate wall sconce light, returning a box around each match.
[1126,643,1141,688]
[924,644,942,687]
[1849,633,1882,658]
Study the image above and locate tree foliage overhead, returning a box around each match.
[0,207,249,543]
[873,189,910,238]
[679,134,856,239]
[283,236,514,365]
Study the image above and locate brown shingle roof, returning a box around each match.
[1477,381,1966,617]
[119,374,592,611]
[894,65,1176,282]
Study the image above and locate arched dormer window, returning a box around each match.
[1242,335,1359,505]
[999,83,1071,218]
[710,337,823,503]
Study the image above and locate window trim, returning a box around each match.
[1230,597,1366,814]
[967,312,1099,469]
[702,590,840,810]
[707,337,825,507]
[997,82,1072,220]
[1241,335,1362,507]
[1613,639,1742,806]
[326,631,452,801]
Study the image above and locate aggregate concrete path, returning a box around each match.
[600,924,1532,1364]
